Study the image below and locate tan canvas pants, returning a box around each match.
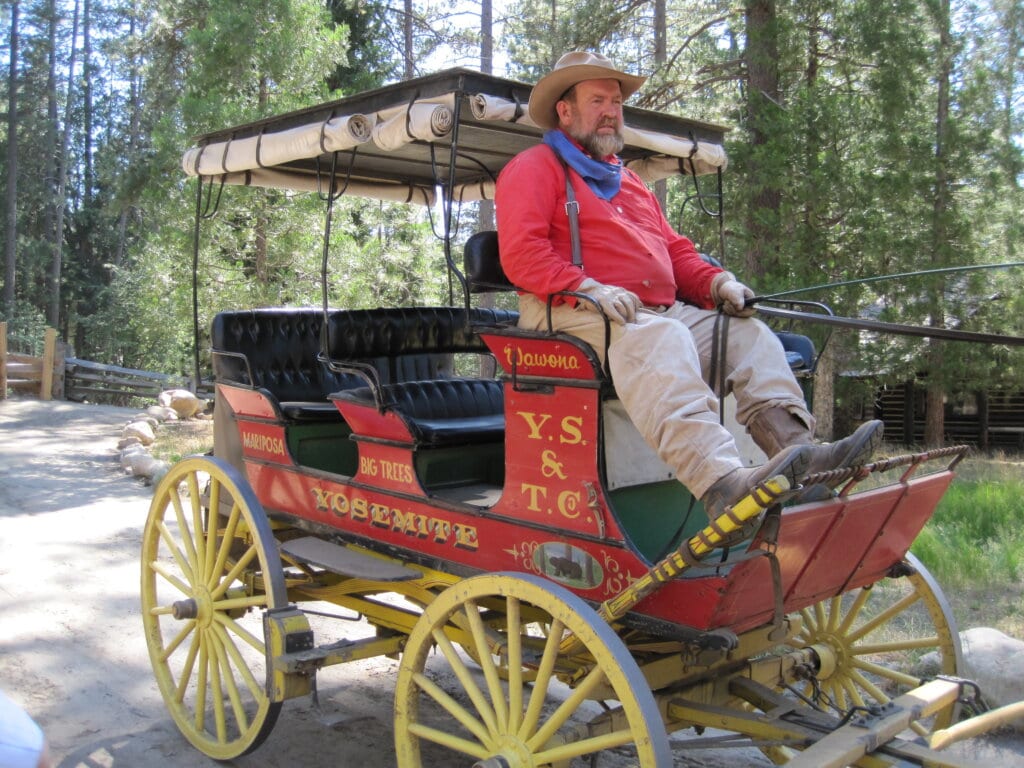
[518,295,814,498]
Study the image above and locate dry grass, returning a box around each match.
[150,417,215,464]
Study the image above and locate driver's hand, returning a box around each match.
[711,272,756,317]
[576,278,642,324]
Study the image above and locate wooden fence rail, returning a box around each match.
[64,357,198,403]
[3,323,208,404]
[1,322,59,400]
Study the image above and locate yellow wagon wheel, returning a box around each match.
[394,572,671,768]
[789,552,962,741]
[141,455,287,759]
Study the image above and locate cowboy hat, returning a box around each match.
[528,51,647,130]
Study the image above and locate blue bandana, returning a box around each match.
[543,130,622,201]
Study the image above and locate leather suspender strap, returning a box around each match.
[554,153,583,267]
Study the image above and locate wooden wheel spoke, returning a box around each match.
[852,657,920,688]
[852,636,941,656]
[836,587,873,636]
[174,631,202,704]
[170,490,200,576]
[149,560,193,597]
[841,677,867,710]
[430,627,499,736]
[208,631,228,743]
[209,629,250,735]
[212,594,268,614]
[412,672,492,745]
[194,633,210,732]
[203,480,222,583]
[160,620,196,663]
[534,726,637,765]
[848,667,892,707]
[157,520,195,585]
[518,617,565,740]
[848,592,920,643]
[212,622,263,701]
[406,722,490,760]
[814,601,827,632]
[825,595,843,632]
[187,473,207,574]
[527,663,607,751]
[209,504,242,588]
[463,599,508,733]
[209,543,259,599]
[215,612,264,653]
[797,607,817,638]
[505,597,524,735]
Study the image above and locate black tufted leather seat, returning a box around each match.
[324,306,518,445]
[322,306,518,383]
[333,378,506,445]
[211,308,360,421]
[212,305,519,443]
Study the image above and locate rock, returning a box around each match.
[123,451,169,484]
[146,405,179,422]
[150,462,171,487]
[158,389,206,419]
[117,436,143,450]
[132,414,159,428]
[960,627,1024,730]
[123,420,156,445]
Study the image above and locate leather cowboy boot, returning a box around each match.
[747,407,884,492]
[701,443,813,521]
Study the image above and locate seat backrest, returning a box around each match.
[323,305,518,385]
[211,308,356,401]
[464,230,515,293]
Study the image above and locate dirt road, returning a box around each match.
[0,399,1020,767]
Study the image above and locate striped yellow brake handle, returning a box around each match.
[559,475,792,656]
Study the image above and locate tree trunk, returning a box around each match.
[44,0,59,271]
[812,343,835,441]
[255,74,270,283]
[653,0,667,211]
[924,0,953,448]
[478,0,495,231]
[743,0,782,280]
[803,7,834,439]
[4,0,20,315]
[50,0,82,329]
[404,0,414,79]
[82,0,94,205]
[115,1,142,268]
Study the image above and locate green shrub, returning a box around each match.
[914,478,1024,588]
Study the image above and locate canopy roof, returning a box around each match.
[182,68,729,205]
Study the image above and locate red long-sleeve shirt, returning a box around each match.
[495,138,723,309]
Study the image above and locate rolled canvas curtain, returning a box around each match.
[371,103,454,151]
[182,113,375,177]
[205,168,436,206]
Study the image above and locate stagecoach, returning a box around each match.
[141,68,1017,766]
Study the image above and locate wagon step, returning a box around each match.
[280,536,421,582]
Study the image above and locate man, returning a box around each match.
[494,51,883,519]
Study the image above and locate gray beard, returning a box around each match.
[574,129,624,159]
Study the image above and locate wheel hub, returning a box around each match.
[810,638,843,680]
[171,584,214,626]
[171,598,198,620]
[474,736,534,768]
[472,757,512,768]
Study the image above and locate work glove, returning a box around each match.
[710,272,756,318]
[575,278,642,324]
